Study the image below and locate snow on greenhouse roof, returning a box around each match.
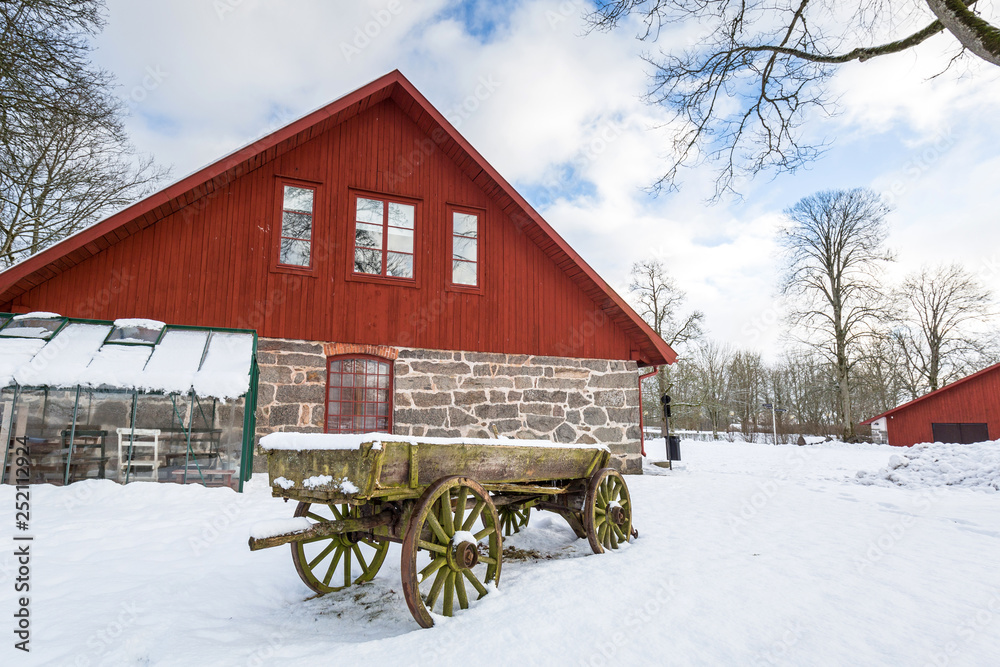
[0,313,255,399]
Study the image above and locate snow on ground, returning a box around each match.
[2,439,1000,666]
[856,441,1000,492]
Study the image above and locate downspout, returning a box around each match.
[637,366,659,457]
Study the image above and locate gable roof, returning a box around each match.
[0,70,675,366]
[860,362,1000,424]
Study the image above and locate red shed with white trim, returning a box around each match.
[861,362,1000,447]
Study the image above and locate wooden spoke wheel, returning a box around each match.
[497,501,532,536]
[290,501,389,595]
[401,476,502,628]
[584,468,633,554]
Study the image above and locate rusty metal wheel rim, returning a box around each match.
[584,468,633,554]
[290,501,389,594]
[401,476,502,628]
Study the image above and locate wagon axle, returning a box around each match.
[608,504,628,526]
[450,537,480,570]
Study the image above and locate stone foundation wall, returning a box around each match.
[254,338,643,473]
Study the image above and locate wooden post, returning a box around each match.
[660,395,672,470]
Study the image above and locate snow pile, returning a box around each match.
[13,311,61,320]
[272,476,294,489]
[302,475,334,489]
[856,441,1000,491]
[193,332,256,399]
[275,474,360,494]
[14,323,110,387]
[0,338,46,386]
[113,318,165,330]
[451,530,477,546]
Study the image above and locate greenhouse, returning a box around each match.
[0,312,259,490]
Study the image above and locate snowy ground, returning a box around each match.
[3,439,1000,666]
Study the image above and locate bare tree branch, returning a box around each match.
[0,1,168,267]
[586,0,1000,197]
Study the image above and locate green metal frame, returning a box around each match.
[1,313,260,492]
[239,351,260,492]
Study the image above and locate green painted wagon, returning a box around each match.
[249,433,636,627]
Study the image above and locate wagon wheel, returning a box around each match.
[290,501,389,595]
[496,500,532,536]
[584,468,634,554]
[401,476,502,628]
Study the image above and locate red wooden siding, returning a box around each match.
[3,98,637,360]
[878,364,1000,447]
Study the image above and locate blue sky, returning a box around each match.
[90,0,1000,359]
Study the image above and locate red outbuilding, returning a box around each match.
[0,71,675,475]
[861,362,1000,447]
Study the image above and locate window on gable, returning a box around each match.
[451,209,479,287]
[326,356,392,434]
[353,194,415,280]
[278,184,315,268]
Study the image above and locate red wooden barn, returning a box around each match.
[862,362,1000,447]
[0,70,675,473]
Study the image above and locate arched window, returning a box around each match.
[326,356,392,434]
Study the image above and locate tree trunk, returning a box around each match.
[924,0,1000,67]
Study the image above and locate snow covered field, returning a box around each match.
[3,439,1000,666]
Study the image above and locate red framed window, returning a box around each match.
[326,356,393,434]
[450,207,480,288]
[277,182,316,268]
[353,193,415,280]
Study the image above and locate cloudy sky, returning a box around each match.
[89,0,1000,359]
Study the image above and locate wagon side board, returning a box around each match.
[264,440,611,503]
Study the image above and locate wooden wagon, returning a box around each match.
[249,433,636,627]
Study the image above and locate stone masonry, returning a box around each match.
[254,338,643,473]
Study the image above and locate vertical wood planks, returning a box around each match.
[6,97,650,363]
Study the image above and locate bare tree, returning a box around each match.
[587,1,1000,197]
[780,188,894,440]
[853,334,910,421]
[0,1,165,267]
[629,258,704,425]
[694,339,733,438]
[893,263,997,394]
[776,349,838,436]
[727,349,767,442]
